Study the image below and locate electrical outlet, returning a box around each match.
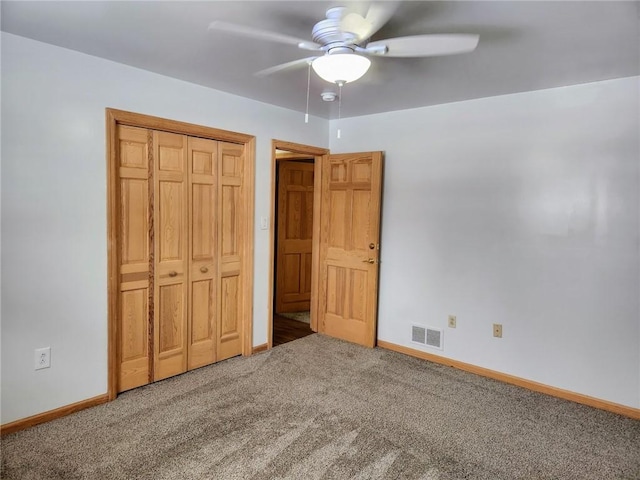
[448,315,457,328]
[35,347,51,370]
[493,324,503,338]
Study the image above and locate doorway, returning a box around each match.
[267,141,384,350]
[268,141,328,348]
[273,157,314,346]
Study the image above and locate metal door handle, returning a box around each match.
[168,271,178,277]
[200,266,208,273]
[363,258,375,264]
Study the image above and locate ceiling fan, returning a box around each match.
[208,3,479,85]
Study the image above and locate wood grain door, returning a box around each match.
[153,131,189,381]
[187,137,217,370]
[117,125,151,392]
[318,152,383,347]
[217,142,245,361]
[275,161,314,313]
[109,109,255,398]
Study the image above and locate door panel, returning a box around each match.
[221,275,240,337]
[158,283,184,352]
[191,280,213,342]
[318,152,382,348]
[158,182,184,260]
[117,125,151,392]
[188,137,217,370]
[154,131,188,381]
[120,289,149,387]
[217,142,244,361]
[221,185,239,256]
[121,180,149,266]
[275,161,315,313]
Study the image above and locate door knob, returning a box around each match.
[200,266,209,273]
[362,258,376,264]
[369,243,376,250]
[168,271,178,277]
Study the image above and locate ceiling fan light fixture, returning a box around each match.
[312,53,371,84]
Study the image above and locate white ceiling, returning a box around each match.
[2,1,638,119]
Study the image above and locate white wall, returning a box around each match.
[0,33,328,424]
[330,77,640,408]
[2,32,638,424]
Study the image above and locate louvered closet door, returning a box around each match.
[153,131,189,381]
[188,137,218,370]
[117,125,151,392]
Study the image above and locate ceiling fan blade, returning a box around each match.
[255,57,319,77]
[341,2,398,42]
[366,34,479,57]
[208,21,321,51]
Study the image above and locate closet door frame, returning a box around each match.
[106,108,255,401]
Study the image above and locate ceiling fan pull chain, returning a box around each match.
[337,81,343,139]
[305,60,312,123]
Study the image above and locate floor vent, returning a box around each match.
[412,325,443,350]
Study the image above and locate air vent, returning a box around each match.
[411,325,426,344]
[411,324,443,350]
[426,328,442,349]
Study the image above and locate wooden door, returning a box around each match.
[109,109,255,398]
[317,152,383,347]
[275,161,314,313]
[117,125,151,392]
[217,142,245,361]
[153,131,189,380]
[188,137,217,370]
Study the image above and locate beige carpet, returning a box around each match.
[2,334,639,479]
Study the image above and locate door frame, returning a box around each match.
[268,140,329,348]
[106,108,256,400]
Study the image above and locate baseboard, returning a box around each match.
[377,340,640,420]
[252,343,269,354]
[5,344,636,436]
[1,393,110,436]
[4,343,269,434]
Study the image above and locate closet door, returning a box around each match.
[188,137,218,370]
[153,131,189,381]
[217,142,245,361]
[117,125,151,392]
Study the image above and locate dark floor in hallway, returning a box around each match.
[272,314,313,346]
